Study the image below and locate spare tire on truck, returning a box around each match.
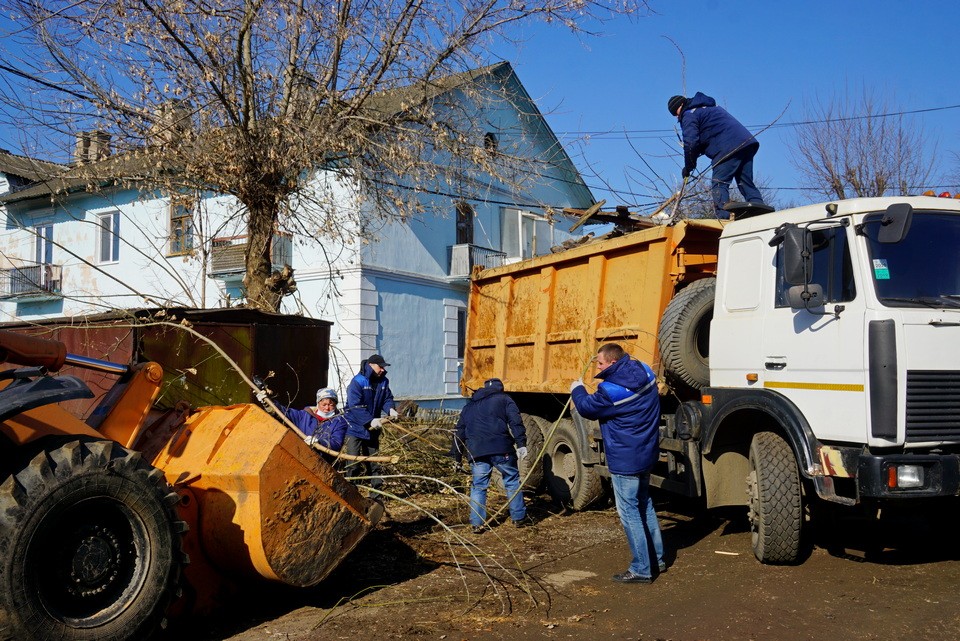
[658,278,716,390]
[0,439,186,641]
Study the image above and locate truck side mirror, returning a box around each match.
[786,284,824,310]
[877,203,913,243]
[782,227,812,285]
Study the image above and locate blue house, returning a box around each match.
[0,62,596,408]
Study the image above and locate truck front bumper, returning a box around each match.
[858,453,960,498]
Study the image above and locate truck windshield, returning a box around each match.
[863,211,960,308]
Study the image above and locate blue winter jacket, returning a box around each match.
[452,379,526,463]
[344,361,396,441]
[279,405,347,452]
[571,355,660,475]
[680,92,758,172]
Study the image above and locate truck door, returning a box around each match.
[761,223,868,444]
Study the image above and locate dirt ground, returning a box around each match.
[172,488,960,641]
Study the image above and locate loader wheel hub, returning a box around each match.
[70,525,122,596]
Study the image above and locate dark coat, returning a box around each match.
[344,361,396,441]
[680,92,758,171]
[279,405,347,452]
[453,379,526,463]
[571,355,660,475]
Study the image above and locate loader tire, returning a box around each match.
[0,439,186,641]
[747,432,803,564]
[658,278,715,390]
[492,413,545,493]
[544,418,603,510]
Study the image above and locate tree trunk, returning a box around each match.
[242,200,282,312]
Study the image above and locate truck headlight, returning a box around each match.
[888,464,924,489]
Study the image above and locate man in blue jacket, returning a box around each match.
[344,354,397,491]
[668,92,767,219]
[571,343,665,583]
[452,378,530,534]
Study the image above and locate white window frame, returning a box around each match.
[97,211,121,264]
[501,207,556,263]
[35,223,53,265]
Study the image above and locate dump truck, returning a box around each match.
[462,195,960,564]
[0,330,382,640]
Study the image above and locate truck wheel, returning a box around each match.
[492,413,545,493]
[658,278,715,390]
[544,418,603,510]
[0,439,186,641]
[747,432,802,564]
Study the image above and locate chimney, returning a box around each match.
[74,131,111,164]
[150,100,191,146]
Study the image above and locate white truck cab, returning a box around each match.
[703,196,960,561]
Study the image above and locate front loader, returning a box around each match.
[0,330,381,640]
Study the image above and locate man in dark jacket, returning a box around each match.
[571,343,665,583]
[453,378,530,533]
[344,354,397,490]
[668,92,767,219]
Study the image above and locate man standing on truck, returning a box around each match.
[668,92,767,219]
[571,343,665,583]
[344,354,398,491]
[451,377,531,534]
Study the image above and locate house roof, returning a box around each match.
[0,61,593,209]
[0,149,67,183]
[0,147,164,205]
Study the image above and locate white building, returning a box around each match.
[0,62,595,408]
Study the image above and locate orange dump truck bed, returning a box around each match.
[462,220,723,395]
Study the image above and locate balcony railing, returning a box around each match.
[209,233,293,277]
[0,263,62,300]
[449,244,506,279]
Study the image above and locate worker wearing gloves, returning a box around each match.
[451,377,532,533]
[571,343,665,583]
[263,387,348,463]
[669,92,767,219]
[344,354,397,490]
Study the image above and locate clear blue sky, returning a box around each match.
[2,1,957,214]
[495,0,960,212]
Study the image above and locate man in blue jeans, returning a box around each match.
[571,343,666,583]
[669,92,767,219]
[452,378,530,534]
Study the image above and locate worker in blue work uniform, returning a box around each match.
[343,354,397,490]
[669,92,768,219]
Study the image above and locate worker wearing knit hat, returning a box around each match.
[667,95,686,116]
[669,91,768,219]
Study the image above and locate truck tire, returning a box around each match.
[0,439,186,641]
[544,418,603,510]
[658,278,715,390]
[492,413,545,493]
[747,432,802,564]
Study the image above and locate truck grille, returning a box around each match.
[905,370,960,442]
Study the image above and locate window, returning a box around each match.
[35,224,53,265]
[501,208,555,261]
[97,212,121,263]
[483,131,498,155]
[169,197,195,255]
[455,201,474,245]
[457,308,467,359]
[775,225,856,307]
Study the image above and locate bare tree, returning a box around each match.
[791,87,937,200]
[0,0,648,311]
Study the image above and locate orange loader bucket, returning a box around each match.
[151,403,381,589]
